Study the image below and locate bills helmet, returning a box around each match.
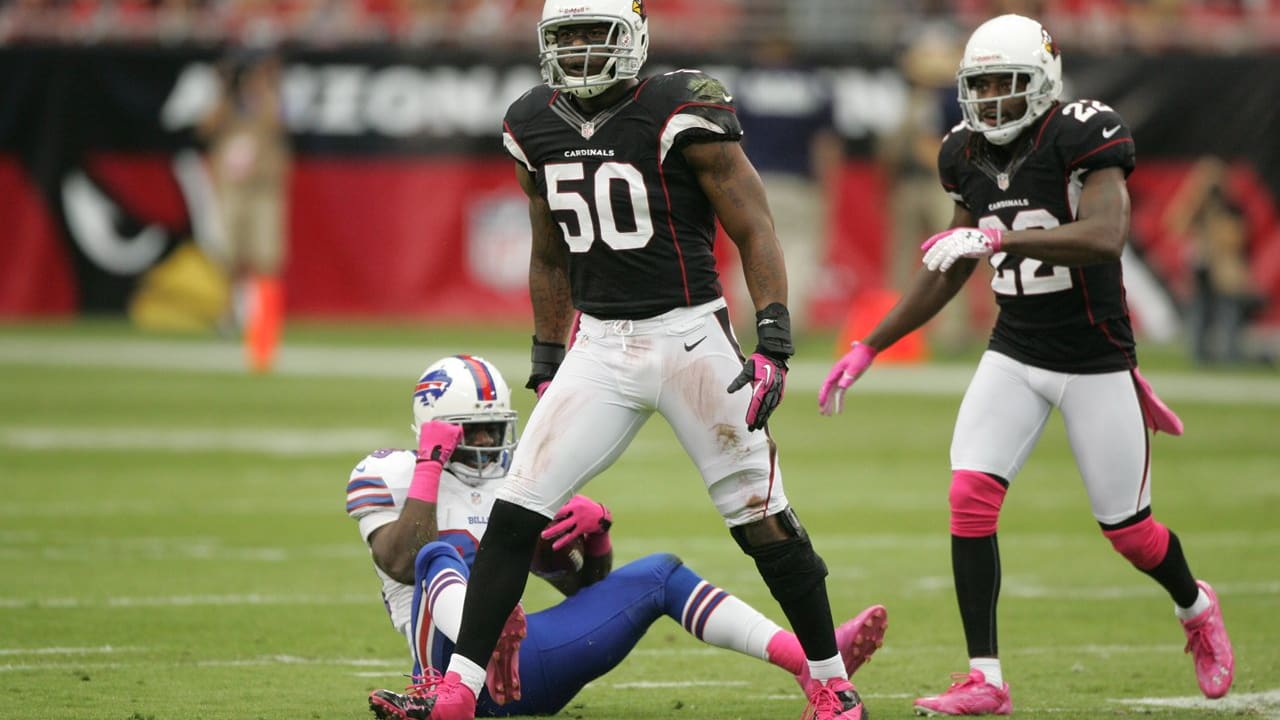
[957,14,1062,146]
[538,0,649,98]
[412,355,518,485]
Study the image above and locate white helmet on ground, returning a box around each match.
[957,14,1062,146]
[411,355,518,485]
[538,0,649,98]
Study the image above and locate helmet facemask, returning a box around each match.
[431,415,517,484]
[538,1,648,99]
[958,67,1050,146]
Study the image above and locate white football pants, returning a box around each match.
[951,350,1152,525]
[498,298,789,527]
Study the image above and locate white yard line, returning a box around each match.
[0,645,144,656]
[0,643,1270,719]
[0,593,370,609]
[5,578,1275,612]
[0,426,395,455]
[1115,689,1280,718]
[2,335,1278,403]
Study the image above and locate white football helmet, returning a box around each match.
[411,355,518,485]
[957,14,1062,146]
[538,0,649,98]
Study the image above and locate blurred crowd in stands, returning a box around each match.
[2,0,1279,53]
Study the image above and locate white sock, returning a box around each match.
[1176,587,1211,622]
[446,654,486,696]
[970,657,1003,687]
[807,654,846,683]
[680,581,782,660]
[421,569,467,641]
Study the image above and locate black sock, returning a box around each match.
[1140,530,1200,608]
[738,532,837,660]
[779,581,838,660]
[952,533,1001,658]
[452,500,547,665]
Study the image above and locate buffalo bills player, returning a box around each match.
[817,14,1234,716]
[409,2,875,719]
[352,355,887,719]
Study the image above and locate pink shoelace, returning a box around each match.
[404,668,446,696]
[1184,622,1215,660]
[800,682,847,720]
[944,671,981,689]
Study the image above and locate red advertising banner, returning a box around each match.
[2,46,1279,335]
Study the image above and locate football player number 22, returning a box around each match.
[981,209,1072,296]
[545,162,654,252]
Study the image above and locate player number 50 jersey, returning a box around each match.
[502,70,742,320]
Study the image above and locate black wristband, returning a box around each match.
[526,336,566,390]
[753,302,794,365]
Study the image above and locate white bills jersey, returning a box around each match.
[344,448,502,635]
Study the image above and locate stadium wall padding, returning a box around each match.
[2,46,1277,327]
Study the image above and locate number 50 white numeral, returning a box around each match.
[544,161,654,252]
[981,209,1072,296]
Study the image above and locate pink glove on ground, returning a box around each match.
[726,352,787,431]
[485,602,527,705]
[921,227,1004,272]
[1133,369,1184,435]
[407,421,463,504]
[541,495,614,557]
[818,342,879,416]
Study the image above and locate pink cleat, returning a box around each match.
[797,605,888,690]
[802,677,866,720]
[1182,580,1234,699]
[368,671,476,720]
[913,670,1011,716]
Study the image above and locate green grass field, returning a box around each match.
[1,321,1276,720]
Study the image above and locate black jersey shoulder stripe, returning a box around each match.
[1068,137,1135,170]
[501,119,533,171]
[650,100,740,308]
[1032,104,1061,152]
[652,110,693,306]
[632,76,655,100]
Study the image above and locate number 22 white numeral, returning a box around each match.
[981,210,1072,296]
[1062,99,1114,123]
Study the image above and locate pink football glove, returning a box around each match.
[921,227,1004,272]
[541,495,613,556]
[1133,369,1184,436]
[407,421,464,504]
[534,380,551,399]
[818,342,878,416]
[485,602,527,705]
[727,352,787,431]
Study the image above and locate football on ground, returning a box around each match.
[530,535,585,579]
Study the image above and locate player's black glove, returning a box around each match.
[526,336,566,398]
[727,303,794,431]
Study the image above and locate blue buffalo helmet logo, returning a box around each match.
[414,368,453,407]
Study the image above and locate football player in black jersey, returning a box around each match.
[401,2,874,720]
[817,14,1234,716]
